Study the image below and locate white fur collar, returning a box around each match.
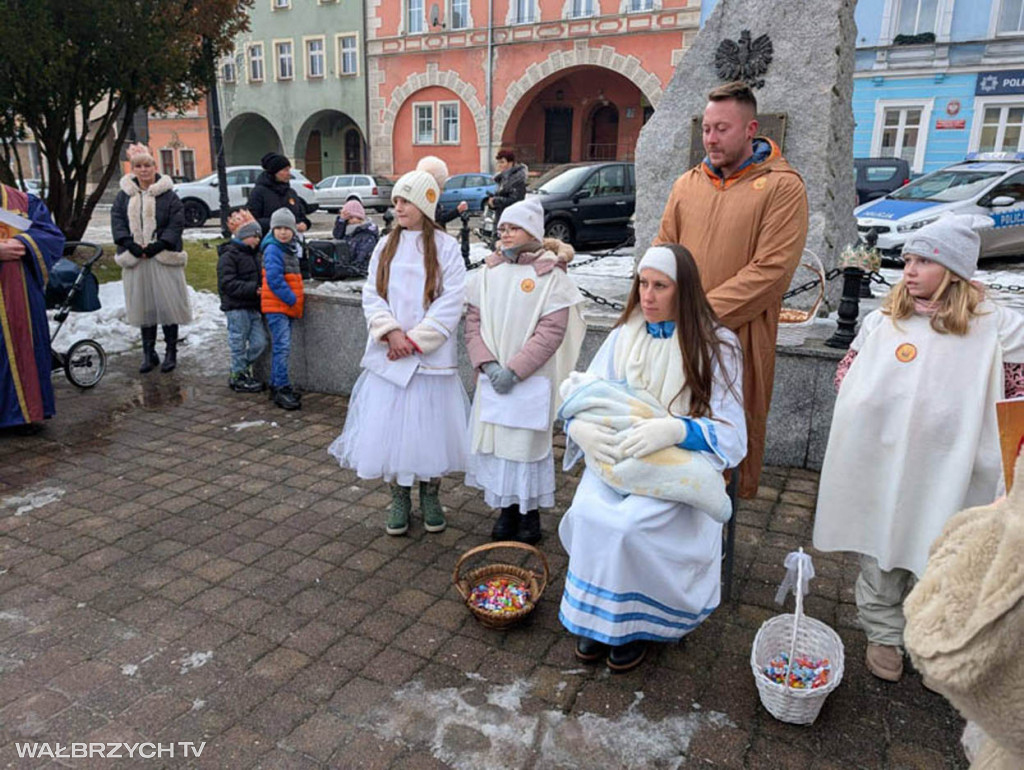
[119,172,174,198]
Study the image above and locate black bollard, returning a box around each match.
[825,266,864,349]
[459,210,472,270]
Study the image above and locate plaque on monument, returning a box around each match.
[688,112,788,170]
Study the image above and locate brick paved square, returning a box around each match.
[0,364,970,768]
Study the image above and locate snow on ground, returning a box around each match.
[364,677,734,770]
[48,281,229,375]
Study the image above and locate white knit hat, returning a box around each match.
[498,197,545,243]
[392,169,440,221]
[901,214,980,280]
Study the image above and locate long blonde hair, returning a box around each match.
[881,269,983,335]
[375,217,443,309]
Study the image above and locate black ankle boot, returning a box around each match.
[139,326,159,373]
[517,509,541,545]
[491,504,520,540]
[160,325,178,373]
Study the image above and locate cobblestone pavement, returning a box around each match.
[0,356,967,769]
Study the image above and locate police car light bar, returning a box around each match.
[964,151,1024,161]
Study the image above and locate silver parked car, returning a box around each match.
[173,166,317,227]
[314,174,394,213]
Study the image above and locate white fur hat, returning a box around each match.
[392,169,440,221]
[416,156,450,190]
[498,197,545,243]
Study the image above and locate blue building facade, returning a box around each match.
[702,1,1024,176]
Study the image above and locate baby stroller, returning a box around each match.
[46,241,106,389]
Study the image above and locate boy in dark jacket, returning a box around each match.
[247,153,312,236]
[217,210,267,393]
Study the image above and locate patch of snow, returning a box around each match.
[365,675,735,770]
[191,698,205,711]
[121,664,138,676]
[226,420,269,432]
[177,650,213,675]
[2,486,64,517]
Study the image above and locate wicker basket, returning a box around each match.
[453,541,550,629]
[750,551,845,725]
[777,249,825,347]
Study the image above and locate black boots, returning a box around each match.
[489,504,541,544]
[139,326,159,373]
[491,505,519,540]
[160,325,178,373]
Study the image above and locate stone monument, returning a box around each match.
[634,0,858,284]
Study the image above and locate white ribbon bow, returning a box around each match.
[774,548,815,605]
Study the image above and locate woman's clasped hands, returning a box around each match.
[570,416,686,465]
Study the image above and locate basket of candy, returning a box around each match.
[452,542,549,629]
[750,549,845,725]
[777,249,825,347]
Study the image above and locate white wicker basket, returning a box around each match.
[750,552,845,725]
[777,249,825,347]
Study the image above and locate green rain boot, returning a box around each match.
[419,479,447,533]
[386,484,412,536]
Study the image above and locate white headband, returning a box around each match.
[637,246,677,282]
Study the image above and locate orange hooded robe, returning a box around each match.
[656,138,809,498]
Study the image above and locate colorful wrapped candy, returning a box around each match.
[468,577,530,613]
[763,652,831,689]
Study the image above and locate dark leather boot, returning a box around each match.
[491,504,520,540]
[517,509,542,545]
[139,326,159,373]
[160,324,178,372]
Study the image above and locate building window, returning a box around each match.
[306,38,325,78]
[450,0,469,28]
[439,102,459,144]
[570,0,593,17]
[413,103,434,144]
[997,0,1024,34]
[275,40,294,80]
[629,0,654,10]
[407,0,424,34]
[895,0,938,36]
[272,0,290,9]
[978,104,1024,153]
[159,149,175,176]
[221,57,236,83]
[338,34,358,76]
[247,43,264,83]
[179,149,196,181]
[514,0,535,23]
[871,100,932,174]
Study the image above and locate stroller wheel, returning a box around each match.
[64,339,106,389]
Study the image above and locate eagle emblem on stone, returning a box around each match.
[714,30,773,89]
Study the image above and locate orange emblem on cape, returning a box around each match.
[520,278,536,293]
[895,343,917,363]
[425,188,437,203]
[753,177,767,190]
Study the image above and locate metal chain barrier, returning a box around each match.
[578,286,626,312]
[781,267,843,301]
[983,282,1024,295]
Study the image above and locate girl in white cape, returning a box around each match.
[329,170,469,536]
[559,244,746,672]
[813,214,1024,683]
[464,197,586,544]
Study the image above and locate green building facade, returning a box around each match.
[218,0,367,181]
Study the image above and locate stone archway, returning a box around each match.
[375,65,488,174]
[294,110,364,181]
[492,46,663,158]
[223,112,283,166]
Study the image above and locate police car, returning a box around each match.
[855,152,1024,262]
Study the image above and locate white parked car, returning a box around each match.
[173,166,318,227]
[856,152,1024,262]
[314,174,394,213]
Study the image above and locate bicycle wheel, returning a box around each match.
[63,339,106,389]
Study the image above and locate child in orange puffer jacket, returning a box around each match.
[261,207,305,411]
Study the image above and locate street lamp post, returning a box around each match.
[204,38,231,238]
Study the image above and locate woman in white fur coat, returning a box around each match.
[111,144,193,374]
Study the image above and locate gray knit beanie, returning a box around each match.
[234,220,262,241]
[269,207,297,235]
[901,214,980,280]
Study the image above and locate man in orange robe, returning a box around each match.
[656,81,809,497]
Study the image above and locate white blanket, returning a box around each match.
[558,373,732,522]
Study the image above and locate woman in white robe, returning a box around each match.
[559,245,746,672]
